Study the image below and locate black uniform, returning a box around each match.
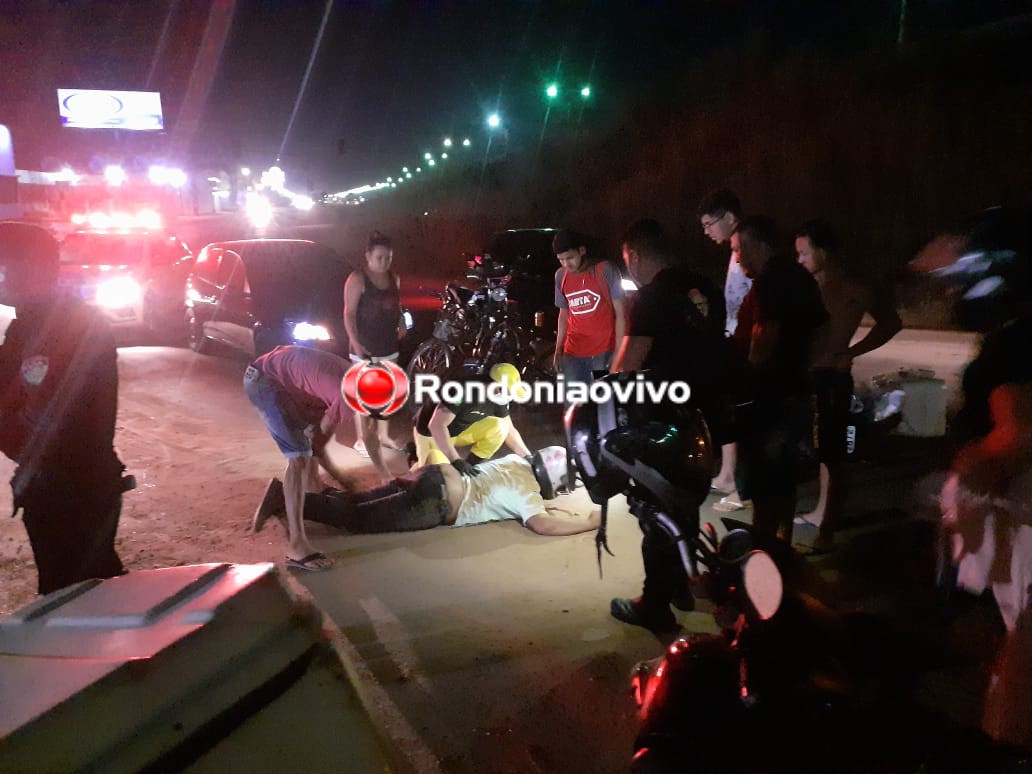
[0,300,125,594]
[627,264,730,614]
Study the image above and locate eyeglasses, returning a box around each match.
[701,213,726,230]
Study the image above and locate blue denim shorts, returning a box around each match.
[244,365,312,459]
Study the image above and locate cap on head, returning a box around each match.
[552,229,583,255]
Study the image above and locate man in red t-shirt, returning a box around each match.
[552,229,627,387]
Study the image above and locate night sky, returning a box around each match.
[2,0,1030,190]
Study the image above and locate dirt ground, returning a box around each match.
[0,347,394,618]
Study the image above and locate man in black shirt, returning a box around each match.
[731,215,828,547]
[610,218,732,631]
[0,222,126,594]
[412,362,532,475]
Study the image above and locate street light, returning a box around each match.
[486,112,501,129]
[405,172,412,179]
[443,137,453,148]
[580,86,591,98]
[545,83,559,99]
[441,152,448,159]
[462,138,471,147]
[104,164,127,187]
[402,166,409,173]
[240,167,251,177]
[424,152,433,160]
[428,159,436,167]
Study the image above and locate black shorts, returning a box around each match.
[735,394,812,501]
[812,369,854,466]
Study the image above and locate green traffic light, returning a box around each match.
[545,83,558,99]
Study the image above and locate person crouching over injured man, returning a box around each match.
[412,362,532,476]
[254,446,600,536]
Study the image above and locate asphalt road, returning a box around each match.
[0,320,981,772]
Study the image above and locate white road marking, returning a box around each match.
[359,595,434,692]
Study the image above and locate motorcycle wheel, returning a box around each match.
[406,339,453,414]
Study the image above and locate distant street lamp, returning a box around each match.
[104,165,127,187]
[580,86,591,98]
[424,152,433,160]
[428,159,436,167]
[486,112,501,129]
[443,137,453,148]
[240,167,251,177]
[545,83,559,99]
[441,152,448,159]
[462,138,471,147]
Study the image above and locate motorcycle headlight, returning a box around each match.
[95,276,143,308]
[490,286,507,303]
[292,322,331,341]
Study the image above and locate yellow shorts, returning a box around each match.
[414,415,509,466]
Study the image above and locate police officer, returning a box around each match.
[0,222,126,594]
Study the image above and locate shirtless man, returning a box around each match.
[794,219,902,552]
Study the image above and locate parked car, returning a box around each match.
[57,224,194,337]
[185,239,351,358]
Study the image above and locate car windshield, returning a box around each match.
[237,241,348,322]
[60,232,161,265]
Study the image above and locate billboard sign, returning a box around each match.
[57,89,164,131]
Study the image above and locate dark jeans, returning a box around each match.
[639,508,699,610]
[18,477,125,595]
[304,466,451,533]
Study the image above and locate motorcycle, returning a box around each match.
[405,253,555,388]
[627,506,1024,773]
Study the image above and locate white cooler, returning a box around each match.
[0,563,395,773]
[872,368,949,437]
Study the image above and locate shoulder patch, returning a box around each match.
[21,355,49,386]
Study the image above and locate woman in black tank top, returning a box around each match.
[343,231,406,471]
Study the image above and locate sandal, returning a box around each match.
[712,496,751,512]
[285,552,334,572]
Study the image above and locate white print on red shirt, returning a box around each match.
[566,288,601,314]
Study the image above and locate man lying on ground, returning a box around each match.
[254,446,599,548]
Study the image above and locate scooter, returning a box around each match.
[626,508,1025,773]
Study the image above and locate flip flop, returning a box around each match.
[793,514,823,529]
[712,496,751,513]
[285,552,334,572]
[710,484,734,495]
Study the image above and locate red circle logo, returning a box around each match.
[341,360,409,418]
